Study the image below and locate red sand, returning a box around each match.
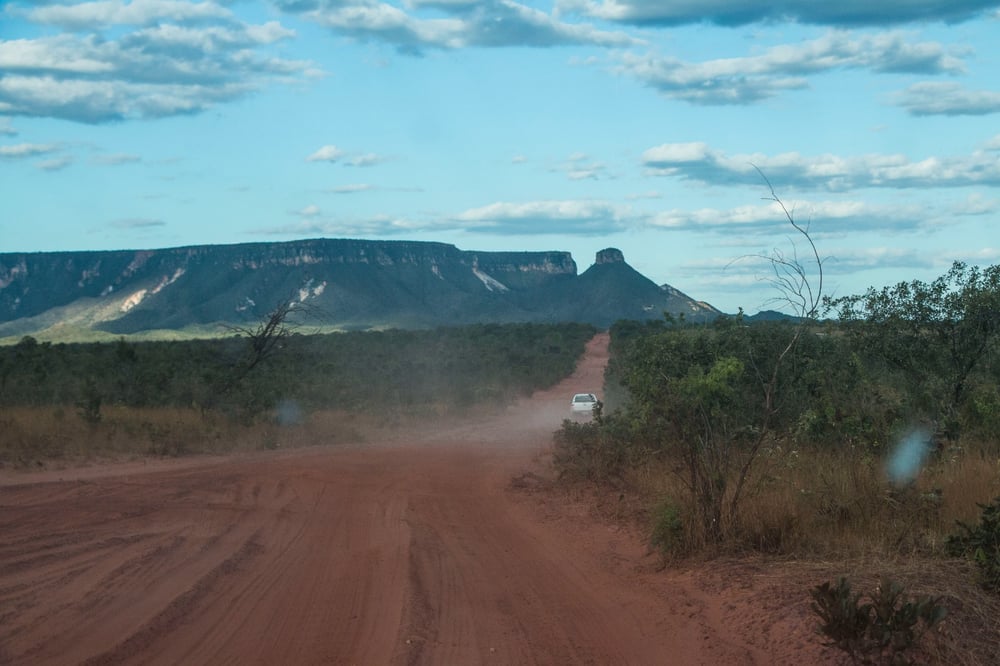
[0,334,836,664]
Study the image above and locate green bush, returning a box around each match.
[810,577,947,664]
[946,497,1000,593]
[649,499,685,558]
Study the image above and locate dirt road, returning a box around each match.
[0,334,828,665]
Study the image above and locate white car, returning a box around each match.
[570,393,599,418]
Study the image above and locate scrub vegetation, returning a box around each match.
[0,321,596,466]
[554,261,1000,664]
[555,261,1000,555]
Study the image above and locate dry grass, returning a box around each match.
[629,444,1000,559]
[616,443,1000,665]
[0,405,372,469]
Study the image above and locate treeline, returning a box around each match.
[0,322,597,419]
[556,262,1000,550]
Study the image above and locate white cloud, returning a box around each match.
[306,145,344,162]
[0,11,313,123]
[611,30,963,105]
[895,82,1000,116]
[0,142,60,158]
[952,192,1000,216]
[647,199,927,234]
[36,155,74,171]
[20,0,234,30]
[297,204,322,216]
[455,199,632,234]
[641,140,1000,190]
[276,0,640,54]
[347,152,385,166]
[551,152,608,180]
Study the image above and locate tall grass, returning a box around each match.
[0,405,369,469]
[627,442,1000,559]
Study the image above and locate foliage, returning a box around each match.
[810,577,947,664]
[649,498,685,559]
[0,322,596,421]
[827,262,1000,441]
[946,497,1000,593]
[75,377,102,424]
[555,259,1000,553]
[553,410,635,482]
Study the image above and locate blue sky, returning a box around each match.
[2,0,999,314]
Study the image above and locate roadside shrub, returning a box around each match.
[552,418,619,482]
[945,497,1000,593]
[649,498,686,559]
[810,576,947,664]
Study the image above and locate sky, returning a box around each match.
[2,0,999,315]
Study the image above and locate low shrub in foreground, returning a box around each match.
[946,496,1000,593]
[810,576,946,665]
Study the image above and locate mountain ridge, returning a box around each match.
[0,238,722,341]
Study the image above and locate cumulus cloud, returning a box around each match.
[641,141,1000,190]
[1,3,315,123]
[307,145,388,166]
[611,30,963,105]
[18,0,234,30]
[0,119,16,136]
[454,199,632,234]
[895,81,1000,115]
[306,145,345,162]
[274,0,640,54]
[647,199,928,234]
[556,0,1000,27]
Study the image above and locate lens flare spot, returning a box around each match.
[886,427,933,484]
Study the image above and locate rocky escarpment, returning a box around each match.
[0,240,718,338]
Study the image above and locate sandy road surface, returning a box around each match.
[0,334,825,665]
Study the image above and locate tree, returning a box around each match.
[215,296,316,419]
[827,261,1000,440]
[727,168,824,525]
[613,173,825,544]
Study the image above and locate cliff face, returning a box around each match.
[0,240,717,339]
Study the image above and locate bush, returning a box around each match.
[552,418,619,481]
[946,497,1000,593]
[649,499,686,559]
[810,577,946,664]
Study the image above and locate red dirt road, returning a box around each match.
[1,334,829,665]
